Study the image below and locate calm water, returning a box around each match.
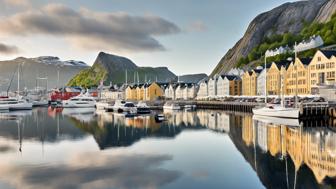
[0,108,335,189]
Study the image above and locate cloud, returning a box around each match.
[0,43,19,54]
[0,3,180,53]
[0,153,181,189]
[186,21,207,32]
[2,0,31,8]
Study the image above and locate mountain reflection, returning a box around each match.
[1,108,336,188]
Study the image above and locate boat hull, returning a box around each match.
[252,107,299,119]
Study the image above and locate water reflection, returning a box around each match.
[0,108,335,188]
[238,115,336,188]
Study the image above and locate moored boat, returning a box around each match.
[137,101,151,114]
[62,94,96,108]
[0,97,33,111]
[252,105,299,119]
[163,102,181,110]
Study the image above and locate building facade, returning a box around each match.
[308,50,336,94]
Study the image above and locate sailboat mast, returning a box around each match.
[264,54,267,104]
[125,70,128,85]
[17,64,20,96]
[295,42,298,108]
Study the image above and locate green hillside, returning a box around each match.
[237,13,336,67]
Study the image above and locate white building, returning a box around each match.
[217,75,240,97]
[197,78,208,99]
[100,85,126,100]
[295,35,324,52]
[175,83,198,100]
[208,75,219,97]
[165,83,177,100]
[257,68,266,96]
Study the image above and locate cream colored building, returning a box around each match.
[308,50,336,94]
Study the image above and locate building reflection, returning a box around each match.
[238,115,336,187]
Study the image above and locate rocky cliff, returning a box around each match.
[68,52,176,87]
[211,0,336,76]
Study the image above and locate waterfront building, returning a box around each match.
[174,83,198,100]
[257,68,267,96]
[285,58,311,95]
[197,78,209,99]
[217,75,242,97]
[242,69,261,96]
[165,83,178,100]
[143,82,165,101]
[308,50,336,94]
[101,85,125,100]
[136,84,144,101]
[208,75,219,97]
[125,85,137,100]
[266,60,291,95]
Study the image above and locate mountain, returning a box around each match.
[171,73,208,83]
[68,52,176,87]
[0,56,88,92]
[211,0,336,76]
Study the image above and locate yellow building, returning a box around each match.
[267,61,290,95]
[125,85,137,100]
[143,82,165,101]
[242,70,259,96]
[136,84,145,100]
[308,50,336,94]
[285,58,311,95]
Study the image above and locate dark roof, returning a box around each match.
[298,58,312,65]
[273,60,291,69]
[253,69,263,74]
[225,75,240,81]
[320,50,336,59]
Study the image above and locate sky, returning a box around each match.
[0,0,296,75]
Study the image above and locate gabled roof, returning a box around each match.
[225,75,240,81]
[298,58,312,65]
[273,59,292,70]
[320,50,336,59]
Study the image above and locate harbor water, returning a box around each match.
[0,108,335,189]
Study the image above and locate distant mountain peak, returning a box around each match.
[31,56,88,67]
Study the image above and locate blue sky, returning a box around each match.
[0,0,295,75]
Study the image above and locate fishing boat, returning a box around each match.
[163,102,181,110]
[136,101,151,114]
[62,93,96,108]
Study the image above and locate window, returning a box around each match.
[318,57,321,61]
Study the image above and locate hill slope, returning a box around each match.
[0,56,88,92]
[211,0,336,76]
[68,52,176,87]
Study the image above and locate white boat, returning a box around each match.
[252,105,299,119]
[62,94,96,108]
[253,115,301,127]
[163,102,181,110]
[137,101,151,114]
[32,99,49,107]
[0,97,33,110]
[252,48,299,119]
[111,100,137,113]
[95,101,109,110]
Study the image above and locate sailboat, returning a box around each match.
[1,63,33,111]
[252,46,300,119]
